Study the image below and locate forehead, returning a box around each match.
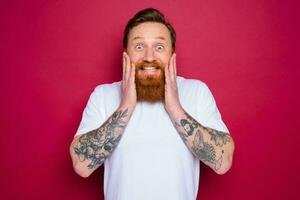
[128,22,171,42]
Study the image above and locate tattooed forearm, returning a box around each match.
[203,126,231,147]
[73,109,128,170]
[191,130,223,170]
[175,112,231,171]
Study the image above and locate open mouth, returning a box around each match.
[141,66,160,72]
[137,66,161,77]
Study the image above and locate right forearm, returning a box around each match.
[70,105,132,177]
[71,52,136,177]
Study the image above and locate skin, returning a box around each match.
[70,22,235,178]
[126,22,173,80]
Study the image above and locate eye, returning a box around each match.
[135,43,144,51]
[155,44,164,52]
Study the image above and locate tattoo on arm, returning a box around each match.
[73,109,128,170]
[175,112,231,170]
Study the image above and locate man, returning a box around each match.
[70,8,235,200]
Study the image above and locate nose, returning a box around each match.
[144,48,155,62]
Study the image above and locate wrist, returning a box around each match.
[165,104,185,121]
[118,102,136,113]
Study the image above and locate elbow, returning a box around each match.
[70,154,93,178]
[73,164,92,178]
[69,142,92,178]
[216,140,235,175]
[215,158,233,175]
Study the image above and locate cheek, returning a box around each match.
[160,55,171,67]
[127,52,142,64]
[131,57,141,64]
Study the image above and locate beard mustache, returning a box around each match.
[135,60,165,102]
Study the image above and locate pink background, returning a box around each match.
[1,0,299,199]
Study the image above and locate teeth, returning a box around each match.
[143,67,156,70]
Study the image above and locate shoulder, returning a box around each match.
[177,76,210,94]
[89,81,122,108]
[93,81,121,96]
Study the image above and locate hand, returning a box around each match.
[164,53,183,115]
[119,52,136,110]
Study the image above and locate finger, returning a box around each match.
[174,53,177,77]
[124,52,131,81]
[169,53,175,81]
[165,60,170,85]
[129,63,135,83]
[122,52,126,80]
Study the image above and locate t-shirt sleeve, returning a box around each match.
[196,82,230,133]
[74,86,106,137]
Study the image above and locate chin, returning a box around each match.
[135,69,165,102]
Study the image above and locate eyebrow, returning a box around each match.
[132,36,166,41]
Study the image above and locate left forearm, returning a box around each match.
[168,107,235,175]
[163,54,234,174]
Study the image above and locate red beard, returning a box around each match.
[135,60,165,102]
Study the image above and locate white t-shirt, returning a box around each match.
[75,76,229,200]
